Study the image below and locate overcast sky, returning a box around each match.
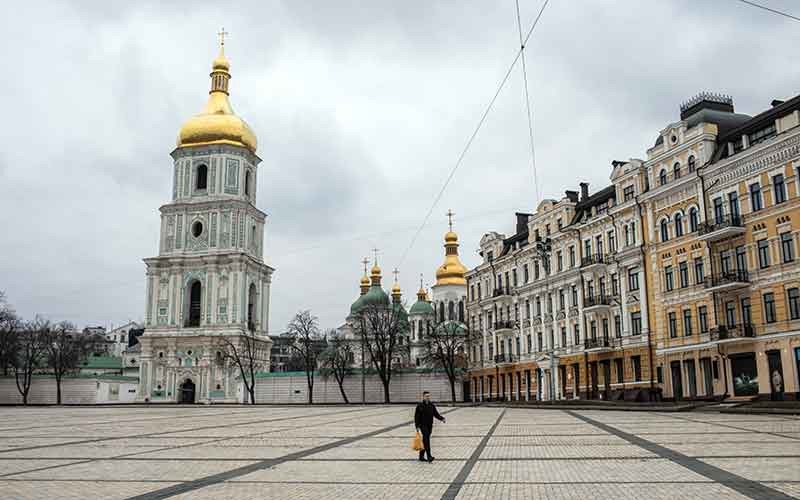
[2,0,799,332]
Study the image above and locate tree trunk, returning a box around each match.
[450,379,457,403]
[383,380,390,403]
[56,375,62,405]
[308,377,314,404]
[337,379,349,404]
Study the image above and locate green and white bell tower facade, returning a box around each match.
[137,42,273,403]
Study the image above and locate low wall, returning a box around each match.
[0,377,138,405]
[255,371,463,404]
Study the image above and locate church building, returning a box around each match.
[137,37,274,403]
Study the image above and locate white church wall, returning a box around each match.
[254,371,463,404]
[0,377,138,405]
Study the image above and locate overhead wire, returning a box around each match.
[735,0,800,23]
[515,0,541,207]
[397,0,550,267]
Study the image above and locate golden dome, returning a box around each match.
[392,282,402,295]
[360,274,370,286]
[435,229,467,286]
[176,46,257,153]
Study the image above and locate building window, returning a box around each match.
[196,164,208,191]
[781,233,795,263]
[679,262,688,288]
[624,225,630,246]
[713,197,724,224]
[527,334,532,351]
[728,191,740,219]
[735,245,747,271]
[721,250,732,273]
[741,297,751,325]
[757,239,770,269]
[749,123,777,146]
[573,324,580,345]
[624,185,634,201]
[556,251,563,272]
[561,327,567,347]
[774,174,786,204]
[608,230,616,253]
[602,318,609,339]
[750,182,762,212]
[630,222,637,244]
[764,292,777,323]
[660,219,669,242]
[632,355,642,381]
[569,246,576,267]
[699,306,708,333]
[673,162,681,180]
[683,309,692,336]
[788,288,800,320]
[694,258,705,284]
[523,264,529,283]
[689,207,699,232]
[590,321,597,340]
[611,274,619,296]
[559,290,565,310]
[631,312,642,335]
[687,155,696,172]
[659,169,667,185]
[615,358,624,384]
[668,312,677,338]
[675,213,683,237]
[571,285,578,307]
[665,266,674,292]
[628,269,639,291]
[725,301,736,328]
[614,315,621,338]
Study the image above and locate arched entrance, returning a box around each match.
[179,379,196,403]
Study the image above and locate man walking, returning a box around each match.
[414,390,445,462]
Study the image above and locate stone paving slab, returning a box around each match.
[0,405,797,500]
[0,480,181,500]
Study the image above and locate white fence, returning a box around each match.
[0,377,138,405]
[255,372,463,404]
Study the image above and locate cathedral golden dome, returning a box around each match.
[435,229,467,286]
[176,45,257,153]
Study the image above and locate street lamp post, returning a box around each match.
[534,236,555,401]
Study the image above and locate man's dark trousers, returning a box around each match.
[418,426,432,461]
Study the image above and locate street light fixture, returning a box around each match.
[533,235,556,401]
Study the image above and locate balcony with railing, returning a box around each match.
[698,214,745,241]
[710,324,755,342]
[492,286,512,298]
[584,336,613,351]
[704,270,750,292]
[583,294,614,310]
[494,353,517,365]
[580,254,606,269]
[494,320,517,332]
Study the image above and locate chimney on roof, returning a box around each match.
[515,212,531,234]
[579,182,589,201]
[565,190,578,203]
[772,99,785,107]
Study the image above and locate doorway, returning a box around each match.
[730,352,758,397]
[179,379,196,403]
[671,361,683,401]
[701,358,714,397]
[685,360,697,398]
[767,350,784,401]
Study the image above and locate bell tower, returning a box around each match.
[137,34,274,403]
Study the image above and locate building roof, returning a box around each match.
[569,185,616,226]
[80,356,122,370]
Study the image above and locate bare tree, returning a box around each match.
[43,322,103,405]
[286,310,324,404]
[353,303,409,403]
[423,319,478,403]
[319,330,354,403]
[14,318,48,405]
[0,292,19,376]
[218,328,266,404]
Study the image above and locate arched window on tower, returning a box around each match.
[448,301,455,321]
[245,171,252,198]
[459,300,464,322]
[186,281,202,327]
[247,283,257,332]
[689,207,699,232]
[659,169,667,186]
[673,162,681,180]
[688,155,696,172]
[660,219,669,242]
[196,164,208,191]
[439,302,445,323]
[674,213,683,237]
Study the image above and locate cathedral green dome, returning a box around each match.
[350,295,366,315]
[360,285,390,310]
[409,299,434,316]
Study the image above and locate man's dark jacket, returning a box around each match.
[415,401,444,429]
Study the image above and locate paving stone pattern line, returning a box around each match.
[566,410,795,500]
[440,409,505,500]
[125,407,460,500]
[0,406,372,454]
[658,412,800,440]
[0,406,404,481]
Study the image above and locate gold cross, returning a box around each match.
[217,27,230,47]
[419,273,424,289]
[361,257,369,274]
[446,209,455,231]
[372,247,380,265]
[393,268,400,283]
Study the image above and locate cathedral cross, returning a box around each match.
[446,209,455,231]
[361,257,369,274]
[217,27,230,47]
[393,268,400,283]
[372,247,380,264]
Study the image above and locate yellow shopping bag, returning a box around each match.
[411,431,424,451]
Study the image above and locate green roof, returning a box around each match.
[409,299,435,316]
[360,285,390,309]
[350,294,366,315]
[80,356,122,370]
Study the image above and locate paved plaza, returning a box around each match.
[0,405,797,499]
